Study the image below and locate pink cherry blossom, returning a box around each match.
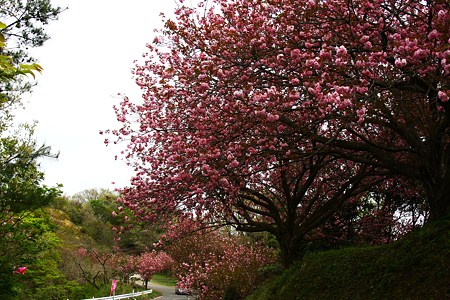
[107,0,450,271]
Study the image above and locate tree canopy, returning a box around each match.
[0,0,64,117]
[108,0,449,266]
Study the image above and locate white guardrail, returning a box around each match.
[80,289,153,300]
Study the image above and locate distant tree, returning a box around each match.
[114,223,163,256]
[136,251,173,289]
[57,189,159,254]
[71,188,108,204]
[71,189,121,223]
[65,189,120,247]
[111,254,136,283]
[72,246,113,291]
[87,190,122,225]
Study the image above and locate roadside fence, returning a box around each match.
[80,289,153,300]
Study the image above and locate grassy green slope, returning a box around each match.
[247,221,450,300]
[151,274,177,287]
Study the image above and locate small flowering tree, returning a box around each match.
[136,251,173,289]
[72,247,114,290]
[111,254,136,283]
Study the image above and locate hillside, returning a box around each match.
[247,220,450,300]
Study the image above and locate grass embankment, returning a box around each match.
[151,273,177,286]
[247,220,450,300]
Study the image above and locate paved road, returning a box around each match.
[146,282,194,300]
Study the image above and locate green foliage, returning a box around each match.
[57,197,84,225]
[50,190,162,258]
[0,0,63,118]
[0,124,61,219]
[0,23,60,217]
[0,3,66,298]
[0,28,60,300]
[0,209,64,299]
[14,231,74,300]
[246,221,450,300]
[118,224,163,255]
[0,20,43,132]
[0,21,42,80]
[223,286,240,300]
[66,189,121,247]
[80,204,116,247]
[0,0,62,49]
[256,262,285,279]
[66,188,163,254]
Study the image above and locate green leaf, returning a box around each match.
[0,21,6,48]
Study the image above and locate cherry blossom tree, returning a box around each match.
[272,0,450,221]
[107,0,449,265]
[111,254,136,283]
[136,251,173,289]
[73,247,113,290]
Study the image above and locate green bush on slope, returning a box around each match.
[247,221,450,300]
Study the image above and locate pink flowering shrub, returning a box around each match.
[169,231,276,300]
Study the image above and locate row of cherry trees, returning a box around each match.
[107,0,448,269]
[73,237,271,300]
[71,246,173,290]
[58,190,276,299]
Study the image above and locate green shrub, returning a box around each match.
[247,221,450,300]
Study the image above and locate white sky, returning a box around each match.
[17,1,177,196]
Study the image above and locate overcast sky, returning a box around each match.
[17,1,177,196]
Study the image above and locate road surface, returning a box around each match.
[146,281,195,300]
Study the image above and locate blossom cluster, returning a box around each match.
[168,230,276,300]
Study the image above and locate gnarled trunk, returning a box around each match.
[275,230,309,267]
[422,138,450,221]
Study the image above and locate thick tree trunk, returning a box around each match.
[423,146,450,221]
[278,238,295,267]
[276,232,308,267]
[427,179,450,221]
